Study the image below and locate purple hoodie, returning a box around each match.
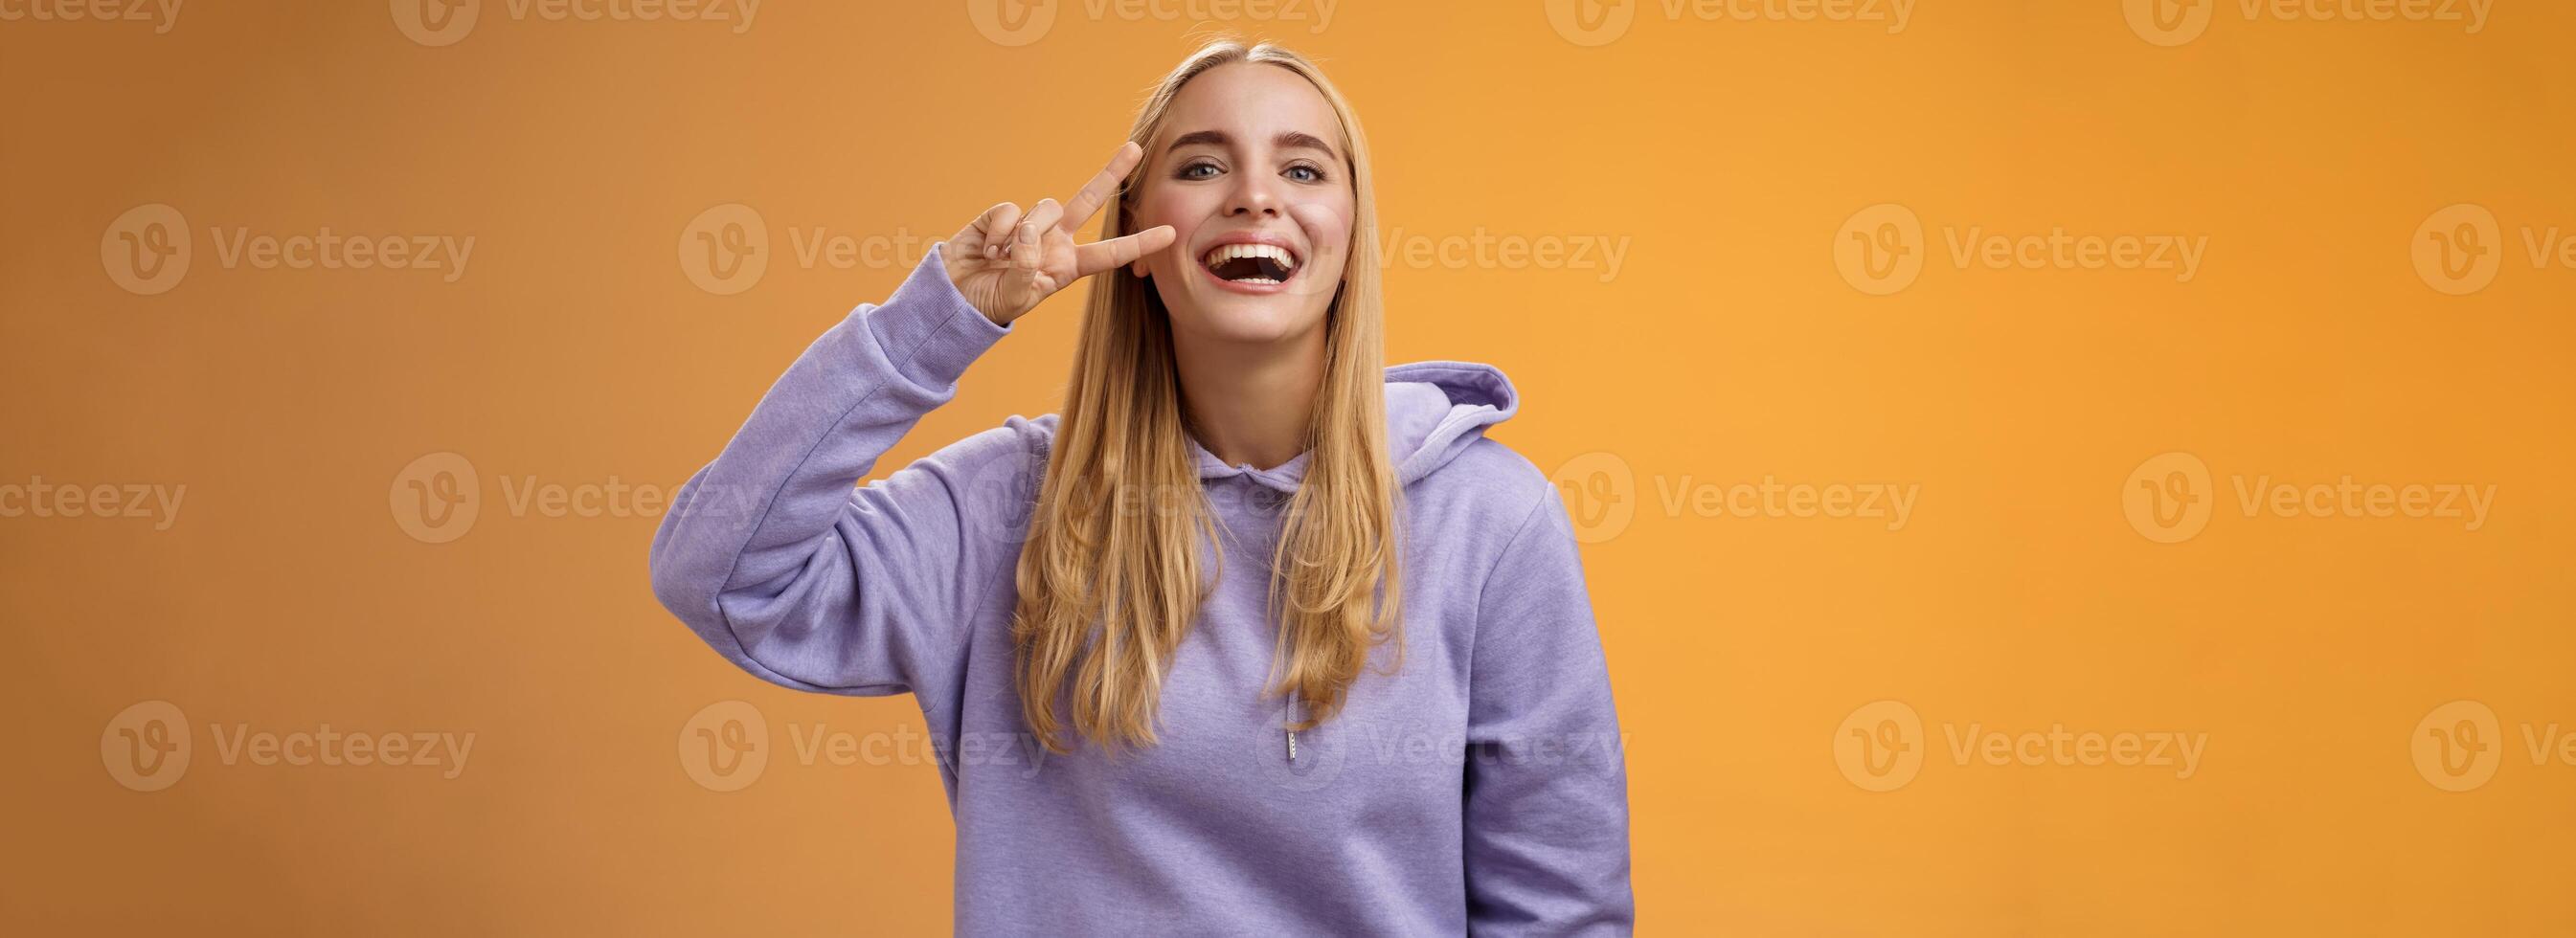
[649,244,1635,935]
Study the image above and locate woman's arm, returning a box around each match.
[1462,484,1638,935]
[647,244,1026,697]
[647,145,1175,699]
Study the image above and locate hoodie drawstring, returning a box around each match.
[1285,688,1302,764]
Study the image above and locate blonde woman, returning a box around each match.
[650,40,1634,935]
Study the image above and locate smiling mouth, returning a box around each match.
[1200,242,1300,286]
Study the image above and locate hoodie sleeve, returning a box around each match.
[1462,484,1638,935]
[647,243,1035,702]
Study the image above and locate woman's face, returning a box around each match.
[1128,62,1356,345]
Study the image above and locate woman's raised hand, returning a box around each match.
[945,142,1178,325]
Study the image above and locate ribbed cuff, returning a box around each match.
[866,241,1010,389]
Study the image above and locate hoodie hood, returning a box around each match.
[1186,361,1520,494]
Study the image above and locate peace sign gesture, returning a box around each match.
[945,142,1177,325]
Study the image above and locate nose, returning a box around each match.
[1224,171,1284,219]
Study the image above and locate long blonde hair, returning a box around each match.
[1011,40,1402,756]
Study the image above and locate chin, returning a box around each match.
[1159,286,1331,345]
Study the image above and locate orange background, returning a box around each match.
[6,1,2573,933]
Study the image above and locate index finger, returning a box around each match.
[1060,141,1144,235]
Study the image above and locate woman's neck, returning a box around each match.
[1173,326,1328,472]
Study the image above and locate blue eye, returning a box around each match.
[1286,164,1326,184]
[1176,160,1222,181]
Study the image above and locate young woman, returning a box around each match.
[650,40,1635,935]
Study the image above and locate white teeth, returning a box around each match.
[1199,242,1299,271]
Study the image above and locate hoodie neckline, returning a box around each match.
[1186,436,1314,493]
[1185,361,1520,495]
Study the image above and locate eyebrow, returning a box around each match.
[1165,129,1341,163]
